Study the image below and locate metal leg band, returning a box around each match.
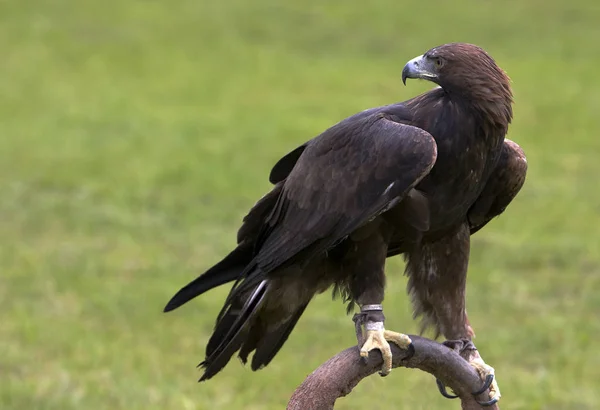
[361,304,383,312]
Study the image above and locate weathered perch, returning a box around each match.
[287,336,499,410]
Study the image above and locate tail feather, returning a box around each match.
[163,243,252,313]
[205,307,239,356]
[250,303,308,371]
[200,279,268,381]
[238,320,264,364]
[200,277,310,381]
[199,330,247,381]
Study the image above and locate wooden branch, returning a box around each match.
[287,336,499,410]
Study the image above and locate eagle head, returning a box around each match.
[402,43,513,128]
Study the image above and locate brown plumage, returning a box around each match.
[164,43,527,389]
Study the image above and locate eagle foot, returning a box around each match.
[435,352,500,406]
[358,324,414,376]
[469,357,501,406]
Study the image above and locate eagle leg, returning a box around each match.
[435,340,501,406]
[354,305,414,376]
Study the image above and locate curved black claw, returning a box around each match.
[436,378,458,399]
[477,397,499,407]
[436,374,497,404]
[473,373,495,396]
[474,374,498,407]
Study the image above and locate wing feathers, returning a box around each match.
[269,144,308,184]
[468,138,527,234]
[254,113,437,276]
[163,243,252,312]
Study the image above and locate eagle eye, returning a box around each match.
[434,57,445,69]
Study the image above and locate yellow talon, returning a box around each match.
[359,329,413,376]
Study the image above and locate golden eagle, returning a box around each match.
[164,43,527,406]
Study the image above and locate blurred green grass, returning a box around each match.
[2,0,600,409]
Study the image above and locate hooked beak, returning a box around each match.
[402,54,438,85]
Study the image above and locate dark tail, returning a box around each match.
[163,242,253,313]
[199,277,268,381]
[244,302,308,371]
[199,276,309,381]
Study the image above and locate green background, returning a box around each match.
[2,0,599,409]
